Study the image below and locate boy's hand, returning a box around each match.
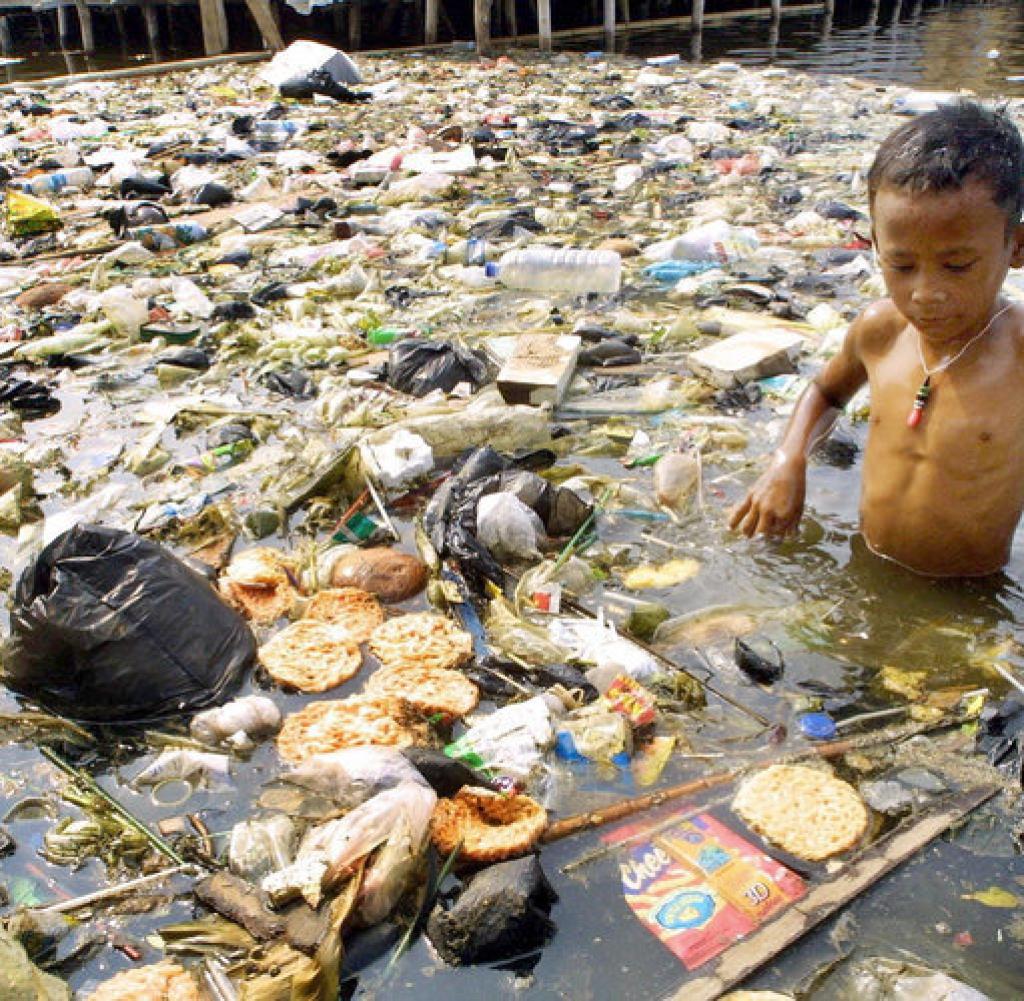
[729,451,807,538]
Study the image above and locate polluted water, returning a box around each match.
[0,36,1023,1001]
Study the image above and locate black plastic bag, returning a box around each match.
[2,524,255,723]
[384,339,491,398]
[422,446,590,590]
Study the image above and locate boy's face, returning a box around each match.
[872,178,1024,347]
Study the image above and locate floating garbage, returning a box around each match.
[0,38,1020,1001]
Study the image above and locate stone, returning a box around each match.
[686,329,805,388]
[426,855,557,965]
[0,931,71,1001]
[330,547,428,603]
[15,283,72,311]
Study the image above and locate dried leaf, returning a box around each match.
[960,886,1022,909]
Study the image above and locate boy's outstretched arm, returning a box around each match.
[729,310,872,538]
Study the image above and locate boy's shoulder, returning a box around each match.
[848,298,907,356]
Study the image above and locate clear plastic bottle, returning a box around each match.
[486,246,622,294]
[21,166,95,195]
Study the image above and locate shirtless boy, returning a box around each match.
[729,101,1024,577]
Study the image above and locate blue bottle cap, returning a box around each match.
[797,712,837,741]
[484,261,499,278]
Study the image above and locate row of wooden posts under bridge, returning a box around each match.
[4,0,874,70]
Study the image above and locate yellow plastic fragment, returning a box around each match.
[960,886,1021,909]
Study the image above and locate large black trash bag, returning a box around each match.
[2,524,255,723]
[384,339,491,398]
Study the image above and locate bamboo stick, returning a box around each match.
[541,714,966,843]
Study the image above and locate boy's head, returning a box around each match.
[868,102,1024,345]
[868,101,1024,233]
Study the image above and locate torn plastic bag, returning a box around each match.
[279,746,429,809]
[2,524,255,723]
[383,338,491,398]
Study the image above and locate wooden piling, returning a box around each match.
[348,0,361,50]
[425,0,439,44]
[243,0,284,51]
[538,0,552,51]
[0,16,10,56]
[141,0,160,50]
[199,0,229,55]
[603,0,615,51]
[57,3,71,47]
[503,0,517,38]
[113,6,128,51]
[473,0,491,56]
[692,0,704,35]
[771,0,781,18]
[74,0,95,53]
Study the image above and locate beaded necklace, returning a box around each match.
[906,302,1014,429]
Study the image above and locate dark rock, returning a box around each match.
[194,872,285,941]
[427,855,557,965]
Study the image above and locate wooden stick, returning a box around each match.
[36,864,197,914]
[542,714,965,843]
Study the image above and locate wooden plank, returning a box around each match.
[424,0,438,44]
[537,0,551,51]
[474,0,490,55]
[667,785,1000,1001]
[243,0,284,51]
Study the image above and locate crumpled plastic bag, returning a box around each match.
[280,745,428,809]
[384,338,491,397]
[361,428,433,489]
[549,612,659,680]
[476,492,546,561]
[263,781,435,921]
[2,524,255,722]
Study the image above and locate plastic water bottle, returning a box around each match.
[486,246,622,294]
[21,167,95,194]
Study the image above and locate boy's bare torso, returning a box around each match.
[857,300,1024,576]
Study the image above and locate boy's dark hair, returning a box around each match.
[868,101,1024,230]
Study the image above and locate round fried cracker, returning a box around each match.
[277,695,429,764]
[732,764,869,862]
[431,786,547,863]
[369,612,473,672]
[365,664,479,718]
[303,587,385,644]
[259,620,363,693]
[220,576,297,625]
[86,960,203,1001]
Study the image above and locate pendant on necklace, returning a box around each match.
[907,375,931,429]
